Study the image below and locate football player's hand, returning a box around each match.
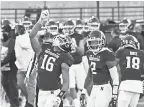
[111,95,118,107]
[52,97,61,107]
[80,93,87,107]
[38,10,49,25]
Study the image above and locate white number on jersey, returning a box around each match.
[126,56,140,69]
[41,54,56,72]
[71,38,77,53]
[90,61,97,74]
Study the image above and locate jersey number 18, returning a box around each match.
[126,56,140,69]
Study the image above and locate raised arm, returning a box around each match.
[29,10,49,56]
[29,23,42,56]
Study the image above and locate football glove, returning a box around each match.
[52,96,61,107]
[109,94,117,107]
[80,89,88,107]
[109,95,117,107]
[80,93,87,107]
[38,10,49,25]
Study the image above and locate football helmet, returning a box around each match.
[75,19,84,34]
[87,30,106,53]
[119,18,132,33]
[20,16,32,30]
[121,34,140,50]
[22,20,32,30]
[45,19,59,35]
[53,34,74,52]
[62,19,75,35]
[88,16,100,31]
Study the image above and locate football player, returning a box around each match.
[74,18,84,35]
[20,16,33,33]
[26,19,60,107]
[62,19,75,36]
[29,10,74,107]
[45,19,59,36]
[62,19,85,107]
[119,18,133,34]
[115,35,144,107]
[82,30,119,107]
[88,16,101,31]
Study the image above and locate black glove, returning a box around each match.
[109,95,117,107]
[80,93,87,107]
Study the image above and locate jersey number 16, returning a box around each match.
[41,54,56,72]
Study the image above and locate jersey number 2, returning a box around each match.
[41,54,56,72]
[91,62,97,74]
[126,56,140,69]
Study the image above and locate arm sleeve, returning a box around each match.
[105,50,115,62]
[115,49,122,59]
[62,53,74,67]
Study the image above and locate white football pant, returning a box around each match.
[117,90,140,107]
[38,89,60,107]
[86,83,112,107]
[69,62,86,90]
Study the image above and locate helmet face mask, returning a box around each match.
[47,25,58,35]
[63,25,74,35]
[88,23,100,31]
[45,20,59,36]
[119,18,132,33]
[87,38,104,52]
[75,25,84,34]
[119,23,128,32]
[87,30,106,53]
[63,19,75,35]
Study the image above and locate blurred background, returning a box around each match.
[1,1,144,23]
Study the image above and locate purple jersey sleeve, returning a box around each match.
[104,50,115,62]
[115,48,123,59]
[61,53,74,67]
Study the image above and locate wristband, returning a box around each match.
[57,90,66,99]
[112,85,119,95]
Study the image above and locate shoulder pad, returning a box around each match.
[100,47,113,53]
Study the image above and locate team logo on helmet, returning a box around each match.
[121,34,140,50]
[53,34,74,53]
